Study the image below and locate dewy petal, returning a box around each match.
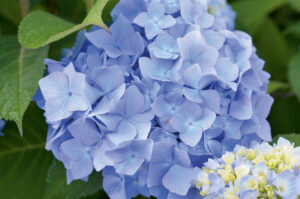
[162,165,195,196]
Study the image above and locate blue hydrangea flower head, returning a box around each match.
[35,0,275,198]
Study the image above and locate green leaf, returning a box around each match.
[285,21,300,39]
[18,0,109,49]
[43,160,103,199]
[289,0,300,13]
[0,36,48,133]
[288,54,300,99]
[254,18,291,81]
[268,81,289,93]
[0,0,22,25]
[268,96,300,136]
[273,134,300,146]
[232,0,288,34]
[0,103,53,199]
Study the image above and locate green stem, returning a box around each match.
[20,0,29,18]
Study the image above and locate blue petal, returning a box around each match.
[107,120,137,145]
[92,66,124,94]
[162,165,195,196]
[68,118,101,146]
[229,93,252,120]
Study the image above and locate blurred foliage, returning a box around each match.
[0,0,299,198]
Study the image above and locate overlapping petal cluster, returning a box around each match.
[35,0,274,198]
[195,138,300,199]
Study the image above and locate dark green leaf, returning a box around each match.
[0,0,22,25]
[232,0,288,34]
[254,18,291,81]
[268,96,300,136]
[0,36,48,133]
[285,21,300,39]
[102,0,119,23]
[0,16,18,35]
[18,0,109,49]
[0,103,53,199]
[288,54,300,99]
[289,0,300,13]
[43,160,103,199]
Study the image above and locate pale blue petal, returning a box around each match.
[162,165,195,196]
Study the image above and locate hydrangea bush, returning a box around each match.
[35,0,274,198]
[195,138,300,199]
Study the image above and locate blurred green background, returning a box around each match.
[0,0,299,198]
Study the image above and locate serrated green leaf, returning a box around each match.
[232,0,288,34]
[268,81,289,93]
[0,36,48,133]
[43,160,103,199]
[18,0,109,49]
[288,54,300,100]
[0,103,53,199]
[273,134,300,146]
